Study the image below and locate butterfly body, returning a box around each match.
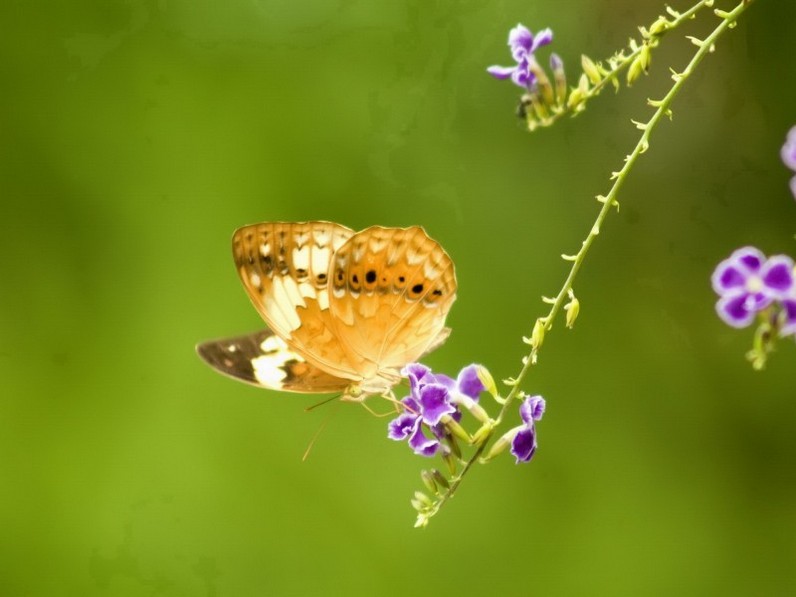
[197,221,456,400]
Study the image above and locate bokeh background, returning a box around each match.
[2,0,795,595]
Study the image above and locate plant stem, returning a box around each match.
[540,0,715,128]
[417,0,755,527]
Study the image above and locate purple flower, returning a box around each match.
[487,24,553,89]
[387,364,455,457]
[388,363,489,457]
[510,395,546,463]
[711,247,794,328]
[781,126,796,199]
[781,297,796,337]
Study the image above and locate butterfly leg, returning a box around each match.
[358,390,403,418]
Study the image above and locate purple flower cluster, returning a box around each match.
[712,247,796,335]
[782,126,796,199]
[487,24,553,90]
[388,363,486,457]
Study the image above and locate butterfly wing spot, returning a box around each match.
[292,245,310,272]
[260,334,284,352]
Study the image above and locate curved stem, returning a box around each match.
[417,0,755,527]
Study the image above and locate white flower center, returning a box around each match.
[746,275,763,293]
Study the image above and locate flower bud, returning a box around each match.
[550,53,567,106]
[531,317,546,349]
[581,55,602,86]
[627,45,652,84]
[411,498,425,512]
[441,415,471,443]
[476,365,498,399]
[483,428,519,462]
[442,450,458,476]
[421,470,438,494]
[648,17,669,36]
[471,422,495,446]
[527,58,554,106]
[565,292,580,329]
[414,490,433,508]
[431,469,450,490]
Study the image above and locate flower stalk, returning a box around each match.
[413,0,756,528]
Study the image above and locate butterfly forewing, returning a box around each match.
[196,329,350,393]
[328,225,457,376]
[232,221,365,381]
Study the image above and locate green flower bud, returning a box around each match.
[565,292,580,329]
[442,449,458,476]
[581,54,602,86]
[421,470,437,495]
[476,365,498,399]
[648,17,670,37]
[442,414,471,443]
[431,469,450,490]
[414,490,433,508]
[531,317,546,349]
[483,428,516,462]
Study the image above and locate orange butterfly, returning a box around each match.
[197,222,456,400]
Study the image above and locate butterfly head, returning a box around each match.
[341,370,403,402]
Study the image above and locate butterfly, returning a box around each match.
[196,221,457,400]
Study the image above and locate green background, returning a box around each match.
[2,0,795,595]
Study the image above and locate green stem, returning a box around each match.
[540,0,714,128]
[417,0,755,527]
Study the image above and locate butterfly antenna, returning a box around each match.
[302,401,341,462]
[304,393,342,413]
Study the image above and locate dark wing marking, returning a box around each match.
[196,328,350,394]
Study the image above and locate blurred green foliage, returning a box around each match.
[1,0,795,595]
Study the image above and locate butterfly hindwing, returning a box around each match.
[196,329,350,393]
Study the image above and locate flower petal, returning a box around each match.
[520,395,546,424]
[510,427,537,463]
[408,424,439,457]
[510,61,533,88]
[716,293,757,328]
[402,362,431,397]
[781,299,796,337]
[486,64,516,79]
[781,126,796,171]
[508,24,533,59]
[711,259,748,294]
[388,412,419,441]
[433,373,456,391]
[731,246,765,273]
[418,383,455,426]
[456,364,486,400]
[529,27,553,53]
[761,255,795,297]
[746,291,773,312]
